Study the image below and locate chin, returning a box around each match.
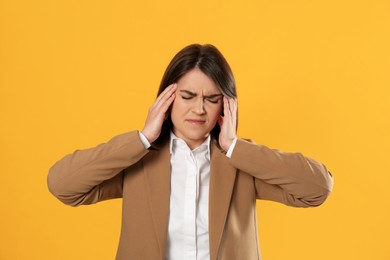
[188,132,210,141]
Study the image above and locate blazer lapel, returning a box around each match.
[142,141,171,259]
[208,139,237,260]
[142,138,237,260]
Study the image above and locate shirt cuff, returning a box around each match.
[138,131,151,149]
[225,137,238,158]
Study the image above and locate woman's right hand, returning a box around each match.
[141,83,177,143]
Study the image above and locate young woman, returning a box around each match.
[48,44,333,260]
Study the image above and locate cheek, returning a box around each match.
[208,104,223,122]
[170,99,185,120]
[170,102,178,120]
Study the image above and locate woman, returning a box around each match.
[48,44,334,260]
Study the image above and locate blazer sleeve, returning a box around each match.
[229,138,334,207]
[47,130,149,207]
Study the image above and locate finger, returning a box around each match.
[223,97,231,125]
[147,87,176,120]
[229,97,238,112]
[223,96,230,116]
[229,97,236,108]
[229,98,237,119]
[224,97,233,118]
[155,83,177,105]
[230,98,238,124]
[159,91,176,113]
[232,98,238,113]
[150,92,176,121]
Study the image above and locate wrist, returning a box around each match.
[221,136,236,151]
[138,131,152,149]
[225,137,238,158]
[141,129,156,144]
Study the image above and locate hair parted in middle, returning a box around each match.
[153,43,237,146]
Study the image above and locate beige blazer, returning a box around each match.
[48,131,333,260]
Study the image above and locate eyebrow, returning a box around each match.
[179,90,223,99]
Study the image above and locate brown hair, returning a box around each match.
[154,44,237,145]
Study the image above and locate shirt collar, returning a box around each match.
[169,131,211,160]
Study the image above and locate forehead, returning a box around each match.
[177,68,220,94]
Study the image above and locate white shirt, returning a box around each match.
[138,131,237,260]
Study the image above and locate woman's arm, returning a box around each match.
[48,84,177,207]
[47,131,149,206]
[219,97,333,207]
[229,138,334,207]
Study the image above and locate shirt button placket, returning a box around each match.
[184,150,197,259]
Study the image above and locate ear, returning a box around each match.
[218,115,223,127]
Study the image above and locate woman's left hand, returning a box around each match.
[218,97,237,151]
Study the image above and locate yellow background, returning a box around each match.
[1,0,389,259]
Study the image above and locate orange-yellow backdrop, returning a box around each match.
[1,0,389,259]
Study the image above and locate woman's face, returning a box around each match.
[171,68,223,149]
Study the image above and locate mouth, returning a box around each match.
[186,119,206,125]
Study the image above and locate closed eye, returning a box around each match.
[181,96,193,100]
[206,98,219,104]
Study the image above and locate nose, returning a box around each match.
[192,98,206,115]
